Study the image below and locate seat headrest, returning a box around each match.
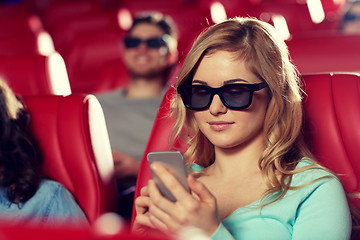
[22,94,117,223]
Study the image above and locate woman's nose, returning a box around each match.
[209,94,227,115]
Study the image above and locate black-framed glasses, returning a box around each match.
[177,82,268,111]
[344,13,360,22]
[123,36,167,49]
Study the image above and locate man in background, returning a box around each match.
[340,0,360,33]
[96,12,178,221]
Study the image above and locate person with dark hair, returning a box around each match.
[133,17,352,239]
[96,12,179,220]
[0,78,87,225]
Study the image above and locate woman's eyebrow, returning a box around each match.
[192,78,249,85]
[224,79,248,84]
[192,80,207,85]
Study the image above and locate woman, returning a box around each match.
[0,78,88,226]
[133,17,352,239]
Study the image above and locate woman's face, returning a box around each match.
[192,51,269,151]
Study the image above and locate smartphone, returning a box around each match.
[147,151,190,202]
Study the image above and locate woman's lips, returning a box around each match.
[208,121,234,131]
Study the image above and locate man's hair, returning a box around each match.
[129,12,177,39]
[127,12,178,53]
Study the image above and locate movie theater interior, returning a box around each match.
[0,0,359,239]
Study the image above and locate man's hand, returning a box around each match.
[112,150,140,178]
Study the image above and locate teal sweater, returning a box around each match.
[191,160,351,240]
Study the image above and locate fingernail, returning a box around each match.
[150,163,157,170]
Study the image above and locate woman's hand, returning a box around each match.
[146,162,220,237]
[132,186,157,235]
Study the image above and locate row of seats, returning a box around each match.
[40,0,348,94]
[0,2,70,96]
[40,0,212,94]
[2,30,359,96]
[0,13,118,226]
[0,2,120,228]
[0,64,359,238]
[0,0,356,96]
[0,1,359,234]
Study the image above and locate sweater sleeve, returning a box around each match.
[211,222,235,240]
[292,177,351,240]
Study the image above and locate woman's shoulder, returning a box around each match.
[0,180,63,210]
[36,179,82,207]
[36,179,68,195]
[291,158,338,186]
[32,179,88,224]
[26,179,74,210]
[0,179,87,225]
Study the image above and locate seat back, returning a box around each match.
[42,0,101,34]
[51,12,120,57]
[302,73,360,208]
[131,73,360,224]
[0,52,71,96]
[131,87,184,223]
[287,34,360,74]
[251,2,343,36]
[0,14,53,56]
[65,30,125,94]
[22,94,117,224]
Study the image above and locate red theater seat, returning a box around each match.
[254,2,341,35]
[0,30,55,57]
[0,15,38,38]
[65,30,125,94]
[130,87,186,224]
[51,12,120,57]
[42,0,101,34]
[0,14,50,56]
[168,6,210,63]
[0,35,39,56]
[131,72,360,225]
[0,221,171,240]
[0,2,29,18]
[302,73,360,208]
[287,34,360,74]
[0,52,71,96]
[22,94,118,223]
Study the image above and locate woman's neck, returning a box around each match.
[208,134,266,179]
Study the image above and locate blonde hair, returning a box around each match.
[170,17,328,202]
